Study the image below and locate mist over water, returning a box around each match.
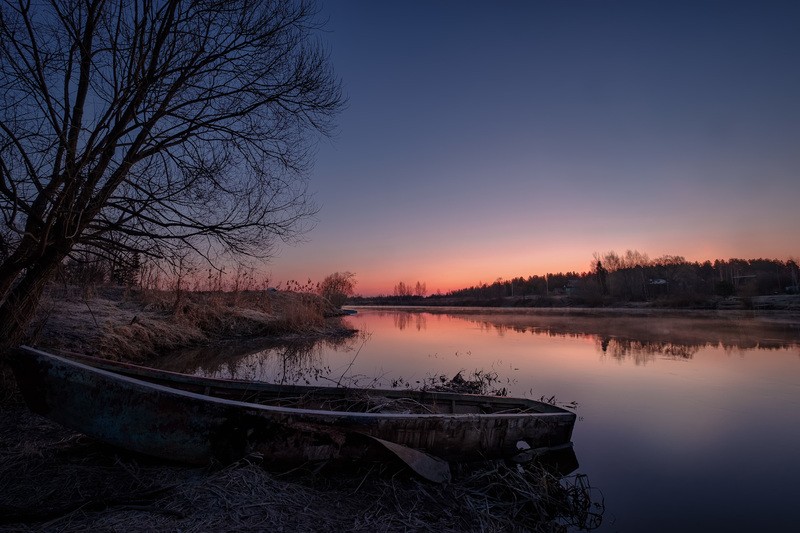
[166,308,800,532]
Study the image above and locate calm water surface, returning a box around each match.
[166,307,800,532]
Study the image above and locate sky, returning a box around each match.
[266,0,800,296]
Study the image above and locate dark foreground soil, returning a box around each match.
[0,401,440,532]
[0,399,600,533]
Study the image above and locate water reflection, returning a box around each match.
[166,309,800,382]
[438,311,800,363]
[391,311,427,331]
[597,337,701,364]
[156,333,363,385]
[596,336,800,364]
[161,308,799,533]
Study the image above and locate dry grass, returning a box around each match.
[0,405,602,533]
[24,286,348,363]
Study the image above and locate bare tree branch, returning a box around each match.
[0,0,343,350]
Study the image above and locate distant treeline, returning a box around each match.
[353,253,800,308]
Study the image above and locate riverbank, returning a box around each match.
[353,300,800,318]
[1,287,601,532]
[4,291,796,531]
[350,293,800,313]
[24,285,355,363]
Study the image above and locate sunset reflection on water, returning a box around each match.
[169,307,800,533]
[170,307,800,393]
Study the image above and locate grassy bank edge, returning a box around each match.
[1,286,355,404]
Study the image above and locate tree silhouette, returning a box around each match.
[0,0,343,353]
[318,271,356,308]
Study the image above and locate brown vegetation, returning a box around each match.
[23,286,348,364]
[318,271,358,308]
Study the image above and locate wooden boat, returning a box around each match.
[10,346,576,477]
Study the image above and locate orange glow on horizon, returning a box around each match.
[321,249,799,297]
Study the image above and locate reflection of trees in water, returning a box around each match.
[392,312,427,331]
[163,334,360,384]
[718,340,800,353]
[231,341,328,384]
[442,313,799,361]
[472,319,592,342]
[597,337,701,365]
[476,321,511,337]
[598,337,800,364]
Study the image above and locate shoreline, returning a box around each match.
[349,303,800,328]
[23,286,800,366]
[349,293,800,312]
[25,286,355,364]
[1,287,601,532]
[4,288,795,531]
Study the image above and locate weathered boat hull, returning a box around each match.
[10,347,576,466]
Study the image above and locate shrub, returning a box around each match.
[318,272,356,308]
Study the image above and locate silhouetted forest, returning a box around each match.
[354,253,800,309]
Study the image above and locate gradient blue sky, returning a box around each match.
[267,0,800,296]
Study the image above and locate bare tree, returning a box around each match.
[413,280,426,297]
[318,271,355,308]
[0,0,343,352]
[393,281,409,298]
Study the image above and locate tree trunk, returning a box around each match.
[0,234,41,305]
[0,256,62,358]
[0,265,24,307]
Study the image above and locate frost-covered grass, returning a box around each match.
[25,286,348,363]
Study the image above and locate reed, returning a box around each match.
[27,285,348,363]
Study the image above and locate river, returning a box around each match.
[163,307,800,532]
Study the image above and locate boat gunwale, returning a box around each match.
[16,347,576,420]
